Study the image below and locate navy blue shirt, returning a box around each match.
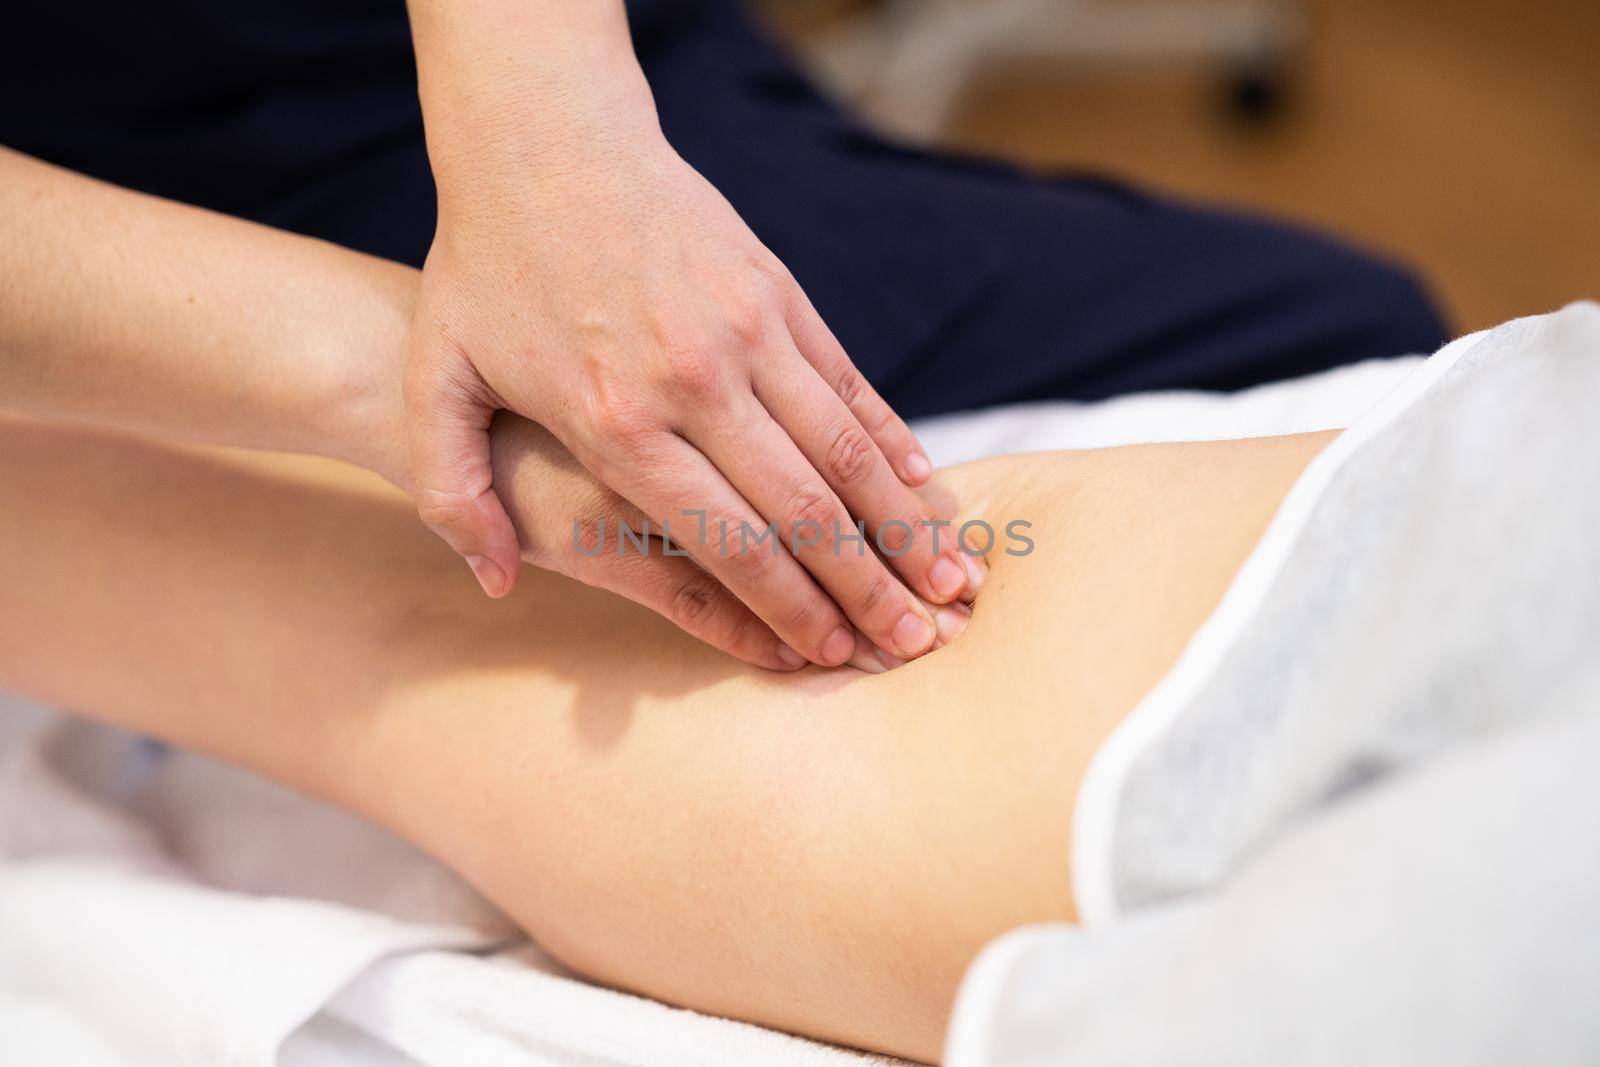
[2,0,1446,417]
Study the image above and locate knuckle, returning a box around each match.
[723,297,772,348]
[782,593,830,637]
[826,424,877,487]
[851,571,895,618]
[669,574,725,628]
[722,536,779,582]
[833,367,866,409]
[659,338,727,403]
[839,370,894,433]
[784,487,838,539]
[414,488,477,532]
[878,519,913,554]
[585,396,653,456]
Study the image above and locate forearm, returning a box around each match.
[0,145,414,480]
[405,0,660,226]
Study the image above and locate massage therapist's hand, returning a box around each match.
[485,414,971,676]
[403,1,982,669]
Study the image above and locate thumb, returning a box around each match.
[407,372,522,599]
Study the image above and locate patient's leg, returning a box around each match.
[0,418,1330,1062]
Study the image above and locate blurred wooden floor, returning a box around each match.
[760,0,1600,333]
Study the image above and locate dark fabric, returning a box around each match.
[0,0,1448,419]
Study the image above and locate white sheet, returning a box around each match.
[0,349,1444,1067]
[947,303,1600,1064]
[947,701,1600,1067]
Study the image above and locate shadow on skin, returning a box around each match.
[113,422,987,767]
[464,414,990,752]
[363,503,976,760]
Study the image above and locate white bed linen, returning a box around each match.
[0,351,1429,1066]
[948,303,1600,1065]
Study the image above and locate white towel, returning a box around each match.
[0,352,1427,1067]
[948,303,1600,1065]
[948,700,1600,1067]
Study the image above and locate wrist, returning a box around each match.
[413,6,661,222]
[308,256,416,488]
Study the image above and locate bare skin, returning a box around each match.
[0,143,968,672]
[0,416,1332,1062]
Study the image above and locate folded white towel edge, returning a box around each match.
[1066,320,1504,928]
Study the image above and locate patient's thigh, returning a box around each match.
[0,419,1326,1063]
[362,433,1333,1063]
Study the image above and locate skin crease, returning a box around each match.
[0,412,1334,1063]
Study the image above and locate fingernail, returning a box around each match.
[928,555,965,601]
[892,611,936,656]
[874,647,907,671]
[845,631,887,674]
[904,451,933,484]
[934,605,970,644]
[776,643,808,670]
[821,626,856,666]
[848,648,888,674]
[962,552,987,594]
[466,554,508,598]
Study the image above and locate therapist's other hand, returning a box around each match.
[405,130,981,668]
